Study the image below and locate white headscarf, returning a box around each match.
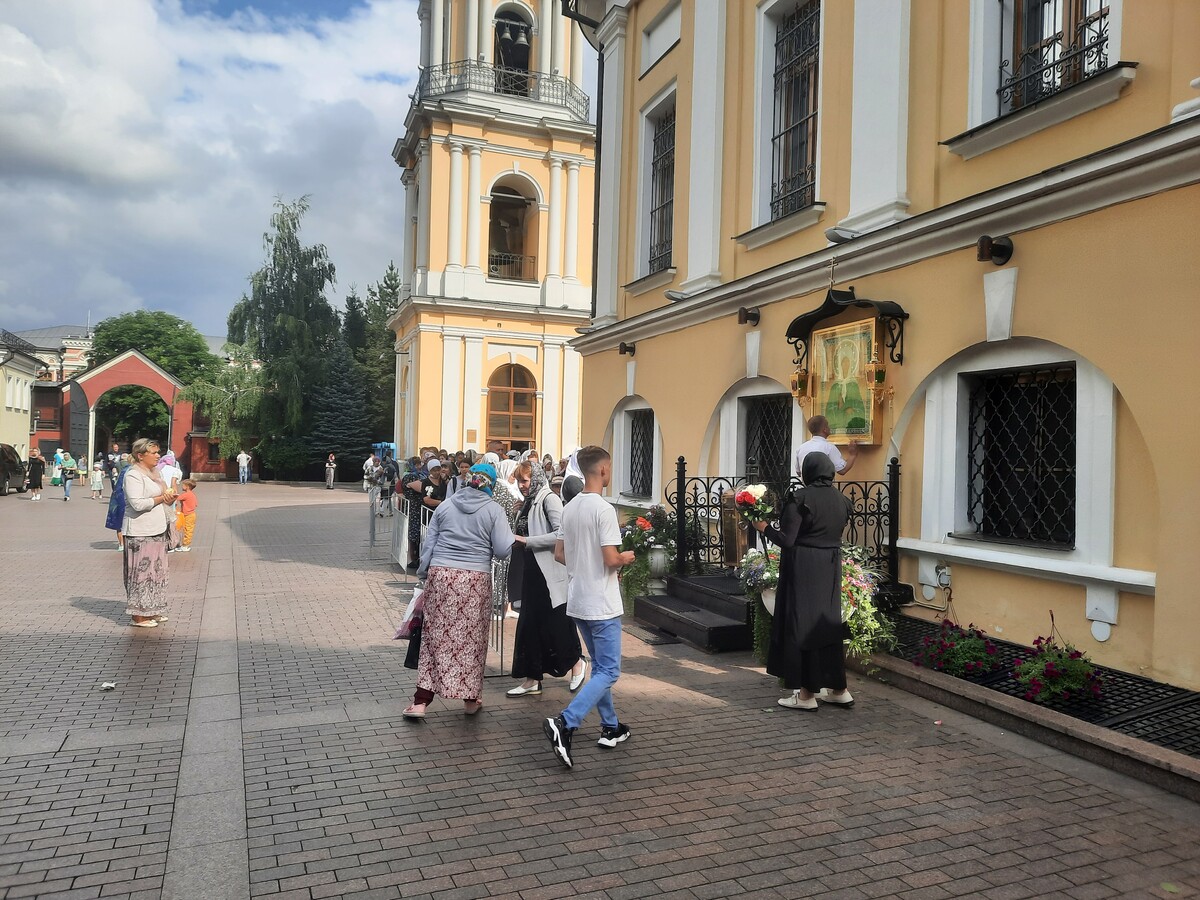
[482,451,501,468]
[494,458,524,500]
[565,450,584,482]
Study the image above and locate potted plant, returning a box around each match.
[618,506,677,611]
[913,620,1004,680]
[1013,614,1102,704]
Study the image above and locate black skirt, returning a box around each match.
[511,549,582,681]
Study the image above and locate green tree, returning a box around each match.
[227,196,340,434]
[177,344,265,457]
[90,310,218,444]
[308,340,373,476]
[342,287,367,352]
[356,262,400,440]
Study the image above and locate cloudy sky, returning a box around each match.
[0,0,426,337]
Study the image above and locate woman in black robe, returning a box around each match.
[754,451,855,710]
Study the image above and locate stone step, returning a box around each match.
[665,574,753,625]
[633,594,751,653]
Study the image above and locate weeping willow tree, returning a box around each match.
[177,344,265,456]
[227,196,339,435]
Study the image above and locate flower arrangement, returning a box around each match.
[913,620,1003,679]
[734,484,774,522]
[1013,619,1102,703]
[617,506,677,614]
[737,547,780,594]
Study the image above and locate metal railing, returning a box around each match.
[487,252,538,282]
[998,4,1109,114]
[415,60,590,121]
[666,456,903,589]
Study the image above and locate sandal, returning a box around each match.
[131,619,159,628]
[463,700,483,716]
[402,704,426,719]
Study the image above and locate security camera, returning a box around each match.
[825,226,863,244]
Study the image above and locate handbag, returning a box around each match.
[403,623,422,670]
[51,476,62,486]
[393,587,424,640]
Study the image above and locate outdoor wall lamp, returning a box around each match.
[618,342,636,356]
[737,307,761,327]
[977,235,1014,265]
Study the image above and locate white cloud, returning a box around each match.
[0,0,422,335]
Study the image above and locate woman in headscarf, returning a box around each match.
[506,460,586,697]
[561,450,585,504]
[403,463,515,719]
[753,452,854,710]
[491,457,524,615]
[123,439,177,627]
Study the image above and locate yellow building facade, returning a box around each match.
[389,0,595,458]
[574,1,1200,687]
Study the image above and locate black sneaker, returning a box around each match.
[597,723,631,748]
[543,715,574,768]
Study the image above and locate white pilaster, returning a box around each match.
[560,345,582,452]
[538,0,553,74]
[463,337,484,449]
[564,160,580,281]
[552,4,565,74]
[466,0,479,61]
[465,145,483,273]
[541,341,563,460]
[839,0,912,234]
[593,7,629,326]
[479,0,491,63]
[415,144,432,290]
[430,0,444,66]
[401,170,418,292]
[394,349,406,450]
[569,20,584,87]
[446,141,464,272]
[679,0,726,294]
[440,334,463,449]
[544,156,564,299]
[419,3,430,68]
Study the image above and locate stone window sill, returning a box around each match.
[735,203,826,251]
[624,267,677,298]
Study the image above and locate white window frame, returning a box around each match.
[751,0,825,231]
[634,81,678,280]
[610,396,663,506]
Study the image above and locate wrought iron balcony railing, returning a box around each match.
[488,252,539,283]
[415,60,590,122]
[998,6,1109,115]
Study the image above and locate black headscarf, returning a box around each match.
[801,451,836,487]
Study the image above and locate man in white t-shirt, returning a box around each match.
[543,446,636,769]
[236,450,252,485]
[795,415,857,480]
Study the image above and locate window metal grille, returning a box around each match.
[627,409,655,499]
[770,0,820,222]
[998,0,1108,115]
[648,108,676,275]
[966,365,1076,547]
[744,394,794,492]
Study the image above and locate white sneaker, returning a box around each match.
[178,546,192,552]
[777,691,818,711]
[816,688,854,708]
[568,659,589,693]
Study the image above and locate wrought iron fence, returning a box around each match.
[488,252,538,282]
[997,2,1109,114]
[415,60,590,121]
[666,456,901,586]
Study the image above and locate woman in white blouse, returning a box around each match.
[122,438,177,628]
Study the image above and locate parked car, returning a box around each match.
[0,444,28,496]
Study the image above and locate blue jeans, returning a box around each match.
[239,466,249,484]
[562,616,622,731]
[63,478,71,498]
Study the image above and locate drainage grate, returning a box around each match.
[886,614,1200,758]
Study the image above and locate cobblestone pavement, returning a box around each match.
[2,482,1200,899]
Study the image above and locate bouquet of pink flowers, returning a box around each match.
[734,484,773,522]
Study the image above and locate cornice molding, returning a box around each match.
[573,116,1200,355]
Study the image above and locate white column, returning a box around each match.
[440,334,463,450]
[563,160,580,281]
[679,0,726,295]
[839,0,912,233]
[463,337,484,449]
[544,156,563,298]
[593,8,628,326]
[419,4,430,68]
[479,0,491,63]
[466,0,479,62]
[552,4,565,74]
[446,141,464,271]
[415,144,432,289]
[393,349,406,450]
[401,170,418,291]
[466,145,482,273]
[569,20,584,88]
[430,0,444,66]
[541,341,563,460]
[560,346,582,453]
[538,0,553,73]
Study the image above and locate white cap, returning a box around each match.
[427,459,442,469]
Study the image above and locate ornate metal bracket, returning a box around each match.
[785,287,909,370]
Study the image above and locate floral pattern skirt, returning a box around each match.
[124,533,170,618]
[416,566,492,700]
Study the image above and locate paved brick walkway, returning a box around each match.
[2,482,1200,899]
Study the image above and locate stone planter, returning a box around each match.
[761,587,777,616]
[648,545,670,592]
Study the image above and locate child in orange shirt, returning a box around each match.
[176,480,199,552]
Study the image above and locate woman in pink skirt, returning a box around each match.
[404,463,514,718]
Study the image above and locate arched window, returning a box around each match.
[488,180,539,282]
[487,365,537,452]
[494,10,532,95]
